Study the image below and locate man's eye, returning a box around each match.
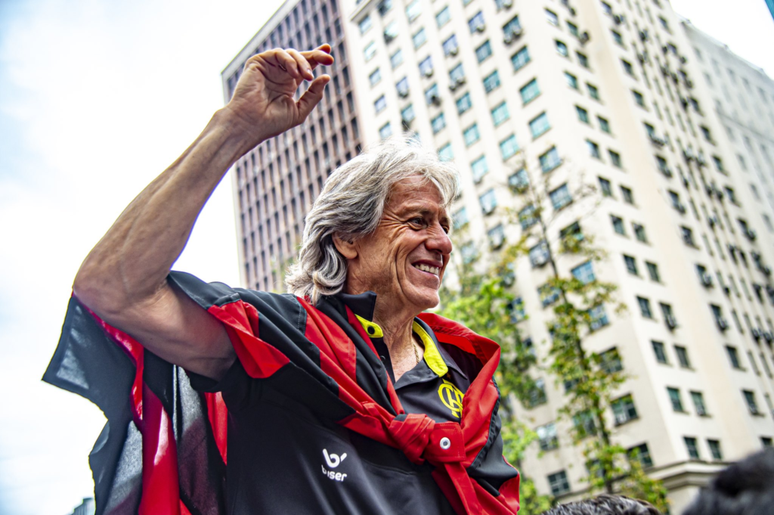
[409,218,426,227]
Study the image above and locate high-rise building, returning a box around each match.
[224,0,774,511]
[222,0,363,291]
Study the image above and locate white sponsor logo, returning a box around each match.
[321,449,348,482]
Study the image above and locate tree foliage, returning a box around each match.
[439,162,669,512]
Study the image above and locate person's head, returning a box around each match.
[286,136,458,307]
[682,448,774,515]
[541,495,661,515]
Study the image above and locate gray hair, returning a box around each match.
[541,495,662,515]
[285,136,458,303]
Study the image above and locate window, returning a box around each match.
[509,168,529,193]
[556,40,569,57]
[576,106,590,124]
[425,83,440,105]
[431,113,446,134]
[518,204,537,229]
[744,390,760,415]
[659,16,670,32]
[456,92,472,114]
[713,156,725,174]
[509,298,526,322]
[463,124,480,146]
[378,0,393,15]
[539,147,561,172]
[660,303,675,327]
[435,5,451,27]
[453,207,468,230]
[529,240,549,268]
[652,341,668,364]
[438,143,453,162]
[412,27,427,48]
[637,297,653,319]
[479,188,497,214]
[488,224,505,249]
[567,21,579,36]
[633,90,645,107]
[633,223,647,242]
[396,77,409,98]
[576,52,589,68]
[674,345,690,368]
[384,20,399,42]
[628,443,653,468]
[573,411,597,438]
[572,261,595,284]
[484,71,501,93]
[587,83,600,100]
[460,241,477,264]
[503,14,522,39]
[442,34,459,56]
[537,422,558,451]
[544,7,559,24]
[726,346,741,369]
[401,104,415,124]
[528,378,548,406]
[520,79,540,104]
[608,150,622,168]
[475,40,492,62]
[597,116,611,133]
[623,255,638,275]
[566,72,579,90]
[586,140,601,159]
[668,387,685,412]
[622,59,635,76]
[364,42,377,61]
[471,156,488,183]
[764,437,773,448]
[374,95,387,113]
[612,394,638,424]
[621,186,634,204]
[684,437,700,460]
[590,305,610,331]
[449,63,465,84]
[599,177,612,197]
[369,68,381,86]
[468,11,485,33]
[611,215,625,235]
[547,471,570,496]
[379,122,392,139]
[511,46,530,72]
[529,112,550,138]
[390,48,404,68]
[419,56,434,77]
[500,134,519,160]
[491,102,509,126]
[691,391,708,416]
[406,0,421,22]
[611,30,624,46]
[707,440,723,461]
[601,348,623,373]
[359,14,373,34]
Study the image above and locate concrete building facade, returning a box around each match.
[223,0,774,511]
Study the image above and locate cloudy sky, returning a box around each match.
[0,0,772,514]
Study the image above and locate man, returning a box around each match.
[44,45,519,514]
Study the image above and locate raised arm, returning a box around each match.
[73,46,333,380]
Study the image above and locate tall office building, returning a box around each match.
[224,0,774,510]
[222,0,363,291]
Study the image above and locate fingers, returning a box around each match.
[300,44,334,71]
[287,48,314,81]
[262,45,333,82]
[266,49,303,80]
[296,75,330,120]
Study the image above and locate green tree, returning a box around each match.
[440,159,669,512]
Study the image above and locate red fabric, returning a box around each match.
[210,297,519,514]
[82,302,184,515]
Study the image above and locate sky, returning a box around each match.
[0,0,772,514]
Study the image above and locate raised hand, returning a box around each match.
[224,45,334,147]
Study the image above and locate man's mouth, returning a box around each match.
[414,263,441,276]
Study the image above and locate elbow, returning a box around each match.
[72,257,129,318]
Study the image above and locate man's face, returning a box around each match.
[344,176,453,314]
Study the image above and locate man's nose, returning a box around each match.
[427,222,453,255]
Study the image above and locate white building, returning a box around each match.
[224,0,774,510]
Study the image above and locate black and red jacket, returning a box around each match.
[44,272,520,514]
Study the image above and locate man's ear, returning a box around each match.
[332,234,358,260]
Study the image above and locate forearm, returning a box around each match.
[74,108,256,315]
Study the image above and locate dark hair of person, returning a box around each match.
[541,494,661,515]
[682,448,774,515]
